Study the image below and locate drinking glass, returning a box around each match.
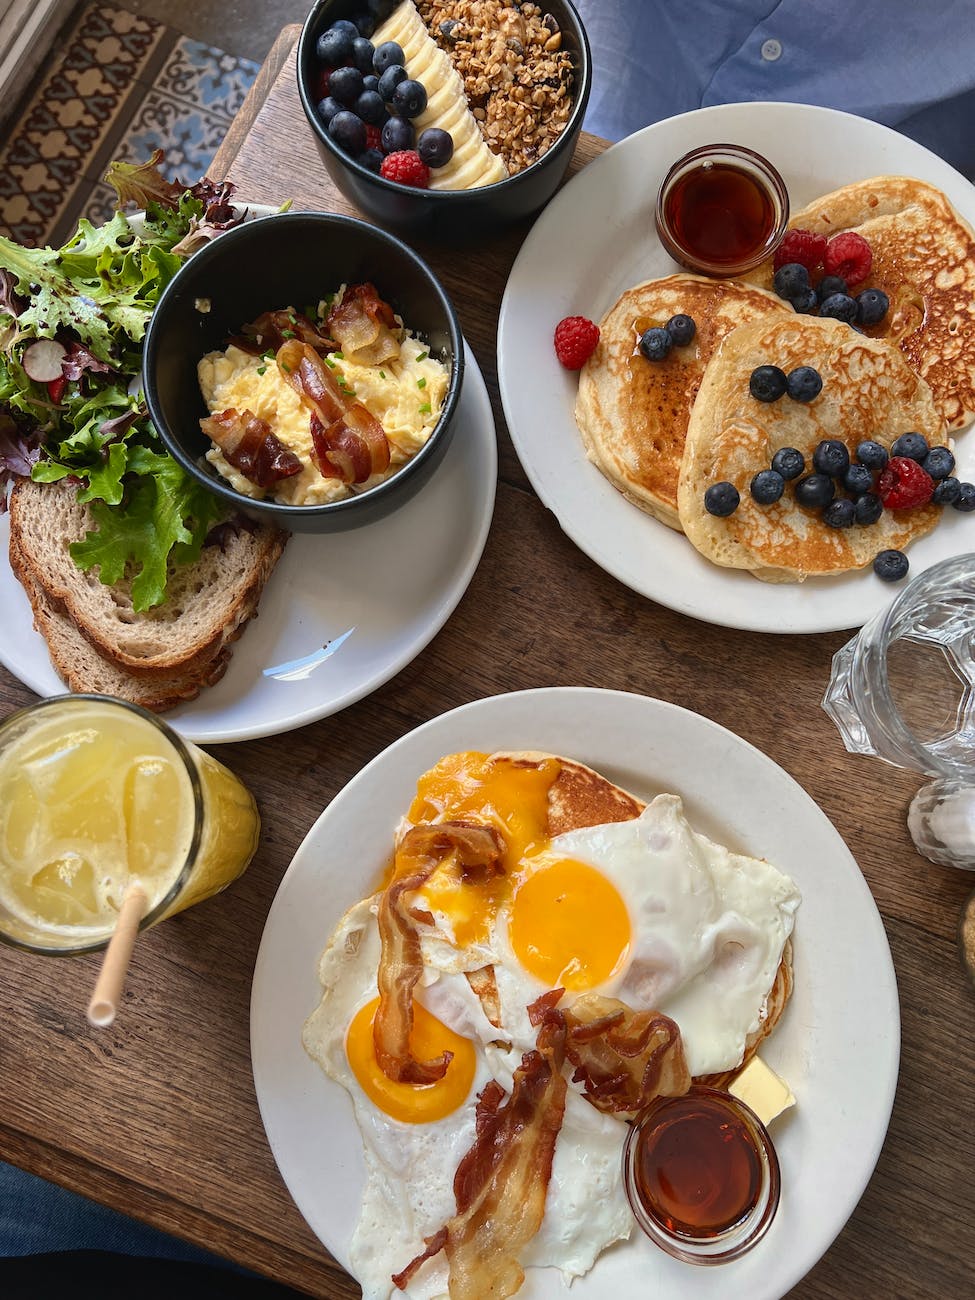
[823,553,975,870]
[0,694,260,954]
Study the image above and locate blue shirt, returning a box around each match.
[574,0,975,178]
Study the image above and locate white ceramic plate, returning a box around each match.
[498,102,975,633]
[0,340,496,743]
[251,687,899,1300]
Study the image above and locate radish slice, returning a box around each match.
[23,339,67,382]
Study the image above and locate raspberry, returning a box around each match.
[379,150,430,188]
[774,229,827,273]
[554,316,600,370]
[365,124,382,151]
[823,232,872,286]
[877,456,935,509]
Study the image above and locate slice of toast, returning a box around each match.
[8,477,287,679]
[13,560,232,711]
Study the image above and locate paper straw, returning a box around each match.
[87,884,148,1028]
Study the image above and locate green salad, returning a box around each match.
[0,153,248,610]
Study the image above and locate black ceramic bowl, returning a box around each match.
[143,210,464,532]
[297,0,592,241]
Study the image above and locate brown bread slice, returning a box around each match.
[8,477,287,678]
[12,560,232,712]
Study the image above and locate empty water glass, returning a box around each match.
[823,553,975,871]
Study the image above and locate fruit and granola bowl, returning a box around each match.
[297,0,592,240]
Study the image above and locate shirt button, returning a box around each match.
[761,38,782,61]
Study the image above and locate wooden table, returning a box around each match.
[3,24,974,1300]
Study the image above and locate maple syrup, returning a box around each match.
[623,1085,780,1263]
[655,144,789,277]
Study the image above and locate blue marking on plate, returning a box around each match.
[263,627,356,681]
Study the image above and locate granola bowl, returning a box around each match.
[297,0,592,242]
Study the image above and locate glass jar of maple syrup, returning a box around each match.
[655,144,789,277]
[623,1085,781,1264]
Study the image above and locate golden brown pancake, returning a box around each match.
[575,275,791,528]
[677,314,945,581]
[746,176,975,431]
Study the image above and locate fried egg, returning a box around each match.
[303,896,631,1300]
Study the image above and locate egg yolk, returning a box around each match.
[509,857,631,991]
[346,997,476,1123]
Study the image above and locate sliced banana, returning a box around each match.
[373,0,507,190]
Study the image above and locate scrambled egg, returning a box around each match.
[198,332,449,506]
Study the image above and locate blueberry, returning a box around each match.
[316,26,354,64]
[823,498,856,528]
[352,36,376,74]
[316,95,344,126]
[772,263,810,302]
[794,473,835,508]
[791,286,819,314]
[786,365,823,402]
[771,446,805,480]
[329,65,364,106]
[874,549,909,582]
[812,439,850,478]
[362,74,380,93]
[328,109,367,155]
[856,440,888,471]
[417,127,454,168]
[818,275,848,298]
[377,63,408,101]
[843,463,874,497]
[359,147,384,173]
[920,446,955,480]
[749,364,788,402]
[932,476,961,505]
[373,39,405,74]
[666,313,696,347]
[818,292,859,324]
[331,19,360,35]
[704,482,740,516]
[856,288,890,326]
[638,327,672,361]
[355,89,387,125]
[890,432,929,461]
[750,469,785,505]
[380,115,414,152]
[954,482,975,512]
[855,492,884,524]
[391,78,427,118]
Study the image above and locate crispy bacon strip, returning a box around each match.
[276,339,389,485]
[560,992,690,1116]
[199,407,302,487]
[229,307,336,356]
[392,1013,567,1299]
[326,281,400,365]
[374,821,505,1086]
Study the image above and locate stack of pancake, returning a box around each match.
[574,176,975,581]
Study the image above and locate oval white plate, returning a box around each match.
[251,686,899,1300]
[498,102,975,633]
[0,339,496,743]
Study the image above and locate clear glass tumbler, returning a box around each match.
[823,553,975,870]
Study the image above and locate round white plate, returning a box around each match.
[498,101,975,634]
[251,687,899,1300]
[0,340,496,744]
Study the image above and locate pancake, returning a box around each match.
[575,275,791,529]
[677,314,946,581]
[747,176,975,431]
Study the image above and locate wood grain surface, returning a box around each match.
[2,24,973,1300]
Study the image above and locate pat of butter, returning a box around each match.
[728,1056,796,1126]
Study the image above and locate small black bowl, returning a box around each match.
[143,210,464,532]
[297,0,592,241]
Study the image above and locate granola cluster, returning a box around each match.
[416,1,576,176]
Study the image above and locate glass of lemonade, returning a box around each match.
[0,694,260,954]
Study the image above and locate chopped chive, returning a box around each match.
[379,370,386,379]
[416,350,428,361]
[325,357,336,368]
[288,312,297,324]
[419,402,431,414]
[256,365,267,375]
[281,363,291,373]
[281,329,296,339]
[333,351,344,360]
[416,376,426,389]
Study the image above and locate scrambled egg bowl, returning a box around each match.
[198,330,449,506]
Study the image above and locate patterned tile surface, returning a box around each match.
[0,3,258,248]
